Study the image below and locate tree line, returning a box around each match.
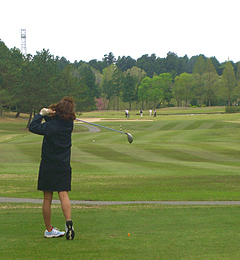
[1,39,240,126]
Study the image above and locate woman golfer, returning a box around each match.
[29,96,75,240]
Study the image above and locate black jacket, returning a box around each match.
[29,114,73,166]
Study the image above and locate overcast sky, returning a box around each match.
[0,0,239,63]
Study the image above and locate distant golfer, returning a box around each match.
[29,96,75,240]
[125,109,128,118]
[154,109,157,117]
[140,110,143,118]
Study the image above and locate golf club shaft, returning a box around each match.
[75,118,127,134]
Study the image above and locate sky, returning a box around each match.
[0,0,239,63]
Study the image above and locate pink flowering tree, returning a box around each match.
[95,97,109,110]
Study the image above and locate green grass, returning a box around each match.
[1,111,240,200]
[1,108,240,258]
[1,203,240,259]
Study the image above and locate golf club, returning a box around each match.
[75,118,133,143]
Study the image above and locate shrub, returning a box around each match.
[189,104,199,108]
[225,106,240,113]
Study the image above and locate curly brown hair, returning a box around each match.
[49,96,76,121]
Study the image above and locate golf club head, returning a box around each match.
[126,133,133,143]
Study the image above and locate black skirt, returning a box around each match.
[38,163,72,191]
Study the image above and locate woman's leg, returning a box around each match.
[58,191,71,221]
[42,191,53,231]
[59,191,75,240]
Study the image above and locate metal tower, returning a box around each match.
[21,29,27,55]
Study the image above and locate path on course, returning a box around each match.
[1,197,240,205]
[78,124,100,132]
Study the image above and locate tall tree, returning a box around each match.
[72,60,85,69]
[173,73,193,106]
[16,49,60,126]
[57,64,77,98]
[165,52,178,78]
[210,56,221,75]
[16,55,36,123]
[121,73,136,110]
[221,61,236,106]
[116,56,136,72]
[31,49,60,110]
[186,55,198,74]
[192,55,206,106]
[101,64,115,108]
[74,64,98,110]
[0,43,24,115]
[203,58,219,106]
[73,76,92,111]
[126,66,147,105]
[158,73,173,106]
[112,68,124,110]
[88,59,108,73]
[103,52,116,66]
[236,62,240,82]
[178,55,188,75]
[57,56,70,71]
[136,54,156,77]
[236,62,240,105]
[6,48,25,117]
[138,77,152,109]
[126,66,146,85]
[150,76,164,108]
[155,57,166,75]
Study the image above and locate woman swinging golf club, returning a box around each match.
[29,96,75,240]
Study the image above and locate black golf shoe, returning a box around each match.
[65,220,75,240]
